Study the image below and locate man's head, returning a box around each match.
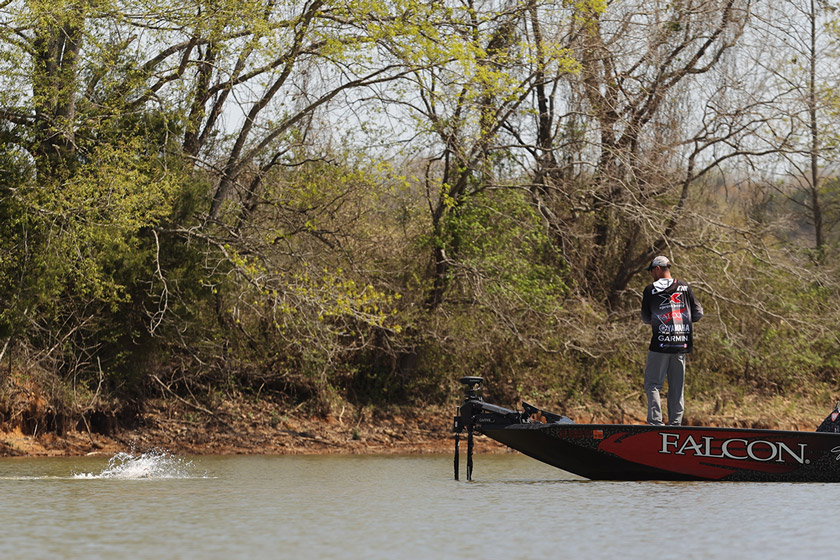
[647,255,672,280]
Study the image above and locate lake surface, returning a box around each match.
[0,450,834,559]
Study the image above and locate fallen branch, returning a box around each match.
[151,375,220,420]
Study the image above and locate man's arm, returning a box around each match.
[641,287,652,324]
[689,285,704,322]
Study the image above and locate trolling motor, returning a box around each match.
[454,376,484,480]
[453,376,525,480]
[453,376,484,481]
[453,376,574,481]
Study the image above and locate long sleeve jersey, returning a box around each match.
[641,278,703,354]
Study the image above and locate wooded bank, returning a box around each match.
[1,0,840,443]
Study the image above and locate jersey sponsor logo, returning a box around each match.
[659,324,690,334]
[658,310,687,323]
[658,292,685,309]
[657,334,689,343]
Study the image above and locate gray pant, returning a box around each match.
[644,351,686,425]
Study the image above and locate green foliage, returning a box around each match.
[446,188,568,313]
[13,141,175,305]
[0,106,185,392]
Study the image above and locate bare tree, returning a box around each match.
[749,0,840,260]
[513,0,761,307]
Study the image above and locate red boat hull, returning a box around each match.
[483,422,840,482]
[453,377,840,482]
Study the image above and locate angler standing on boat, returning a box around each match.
[641,256,703,426]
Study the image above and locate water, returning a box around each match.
[0,451,835,559]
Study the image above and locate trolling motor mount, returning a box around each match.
[452,376,568,481]
[453,376,485,481]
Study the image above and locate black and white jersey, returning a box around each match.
[641,279,703,354]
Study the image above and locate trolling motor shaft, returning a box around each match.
[454,376,484,481]
[453,377,536,480]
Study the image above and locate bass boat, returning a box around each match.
[453,376,840,482]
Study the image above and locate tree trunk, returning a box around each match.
[32,8,84,181]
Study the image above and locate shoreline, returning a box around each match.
[0,420,506,458]
[0,403,507,458]
[0,396,831,458]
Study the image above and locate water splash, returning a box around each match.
[74,449,197,479]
